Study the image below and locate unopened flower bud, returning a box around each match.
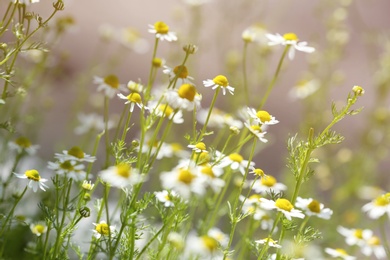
[183,44,198,54]
[230,126,240,135]
[79,207,90,218]
[83,193,91,201]
[352,85,364,96]
[132,140,139,148]
[53,0,65,11]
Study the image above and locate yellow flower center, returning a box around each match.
[249,194,261,201]
[173,65,189,79]
[283,32,298,41]
[201,235,218,252]
[68,146,85,159]
[228,153,243,163]
[261,175,277,187]
[127,92,142,104]
[252,168,265,177]
[15,137,32,148]
[308,200,321,213]
[256,110,271,123]
[250,125,262,132]
[195,152,211,165]
[60,161,74,171]
[374,194,390,206]
[195,142,206,151]
[25,169,41,181]
[201,166,215,178]
[158,104,174,117]
[178,84,196,101]
[213,75,229,87]
[152,57,163,67]
[116,163,131,178]
[103,75,120,89]
[275,198,293,212]
[34,224,46,234]
[178,169,196,184]
[335,248,348,256]
[154,21,169,34]
[354,229,363,239]
[368,236,381,246]
[95,222,110,235]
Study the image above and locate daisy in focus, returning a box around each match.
[295,197,333,219]
[164,83,202,111]
[99,163,142,188]
[247,107,279,126]
[203,75,234,95]
[93,74,127,98]
[117,92,145,112]
[244,122,268,143]
[266,32,315,60]
[260,198,305,220]
[14,169,48,192]
[148,21,177,42]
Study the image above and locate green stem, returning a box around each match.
[197,88,220,142]
[145,38,159,100]
[0,185,27,236]
[103,96,111,167]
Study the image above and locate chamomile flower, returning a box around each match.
[92,221,116,239]
[198,165,225,193]
[247,107,279,126]
[93,75,127,98]
[188,142,208,153]
[289,79,320,100]
[139,138,174,160]
[99,163,142,188]
[163,65,194,84]
[362,193,390,219]
[217,152,255,175]
[197,107,243,129]
[208,227,229,248]
[154,190,179,207]
[14,169,48,192]
[255,237,282,248]
[361,235,386,259]
[117,92,144,112]
[203,75,234,95]
[295,197,333,219]
[82,180,94,191]
[242,24,268,44]
[147,101,184,124]
[260,198,305,220]
[249,166,267,179]
[127,80,144,93]
[252,175,287,195]
[54,146,96,163]
[8,136,40,155]
[324,248,356,260]
[74,113,114,135]
[30,222,48,237]
[185,232,223,259]
[148,21,177,42]
[48,160,86,181]
[266,32,315,60]
[337,226,382,256]
[168,232,185,250]
[244,122,268,143]
[164,84,202,111]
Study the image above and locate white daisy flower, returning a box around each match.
[244,122,268,143]
[139,138,174,160]
[289,79,320,100]
[324,248,356,260]
[242,24,268,44]
[99,163,142,188]
[260,198,305,220]
[54,146,96,163]
[148,21,177,42]
[30,222,48,237]
[163,65,194,85]
[164,84,202,111]
[266,32,315,60]
[74,113,114,135]
[14,169,48,192]
[147,101,184,124]
[203,75,234,95]
[154,190,179,207]
[362,193,390,219]
[217,152,255,175]
[48,160,86,181]
[82,180,94,191]
[197,107,243,129]
[295,197,333,219]
[117,92,144,112]
[127,80,144,93]
[251,175,287,195]
[255,237,282,248]
[247,107,279,126]
[361,235,386,259]
[188,142,208,153]
[184,232,223,259]
[93,75,127,98]
[208,227,229,248]
[8,136,40,155]
[92,220,116,239]
[197,165,225,193]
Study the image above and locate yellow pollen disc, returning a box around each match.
[158,104,174,117]
[173,65,189,79]
[34,224,46,233]
[195,152,211,165]
[335,248,348,255]
[368,236,381,246]
[201,235,218,252]
[127,92,142,104]
[249,194,261,201]
[283,32,298,41]
[253,168,265,177]
[15,137,32,148]
[154,21,169,34]
[213,75,229,87]
[68,146,85,159]
[195,142,206,151]
[152,58,163,67]
[60,161,74,171]
[178,84,196,101]
[82,183,93,190]
[228,153,243,162]
[250,125,262,132]
[164,194,171,201]
[104,75,120,89]
[116,163,131,178]
[275,198,293,212]
[201,166,215,178]
[261,175,277,187]
[25,169,40,181]
[354,229,363,239]
[256,110,271,123]
[96,223,110,235]
[308,200,321,213]
[374,195,390,206]
[178,169,196,184]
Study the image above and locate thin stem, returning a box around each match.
[145,38,159,100]
[197,88,220,142]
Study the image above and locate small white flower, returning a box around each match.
[255,237,282,248]
[217,152,255,175]
[163,65,194,85]
[188,142,208,153]
[184,232,223,259]
[117,92,144,112]
[30,222,48,236]
[82,180,94,191]
[48,160,86,181]
[247,107,279,126]
[260,198,305,220]
[92,221,116,239]
[147,101,184,124]
[54,146,96,163]
[164,84,202,111]
[148,21,177,42]
[14,169,48,192]
[197,107,243,129]
[289,79,320,100]
[266,32,315,60]
[362,193,390,219]
[93,75,127,98]
[244,122,268,143]
[203,75,234,95]
[251,175,287,195]
[74,113,114,135]
[8,136,39,155]
[324,248,356,260]
[154,190,179,207]
[99,163,142,188]
[295,197,333,219]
